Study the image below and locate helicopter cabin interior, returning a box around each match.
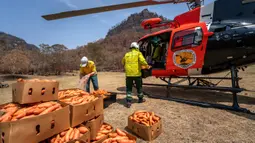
[138,30,171,70]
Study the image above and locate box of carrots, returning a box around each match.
[42,125,90,143]
[127,110,162,141]
[90,122,113,143]
[58,89,104,127]
[12,78,59,104]
[83,114,104,140]
[0,101,70,143]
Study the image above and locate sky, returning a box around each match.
[0,0,214,49]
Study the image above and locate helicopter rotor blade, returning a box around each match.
[42,0,188,21]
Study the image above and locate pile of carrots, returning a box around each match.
[91,90,110,96]
[17,78,57,82]
[60,94,98,105]
[130,111,160,126]
[49,125,89,143]
[58,89,90,99]
[0,102,62,122]
[102,128,136,143]
[93,123,113,141]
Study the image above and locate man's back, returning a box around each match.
[122,49,148,77]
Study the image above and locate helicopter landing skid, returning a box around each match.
[142,66,255,115]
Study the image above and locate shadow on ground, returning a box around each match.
[117,85,255,120]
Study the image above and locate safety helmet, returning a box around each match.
[151,36,160,44]
[130,42,139,49]
[80,56,88,67]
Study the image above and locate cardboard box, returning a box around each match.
[64,96,104,127]
[0,103,70,143]
[127,113,162,141]
[12,81,59,104]
[83,114,104,140]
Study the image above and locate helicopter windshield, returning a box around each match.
[138,31,171,69]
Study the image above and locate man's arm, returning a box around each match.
[122,56,125,65]
[138,52,150,69]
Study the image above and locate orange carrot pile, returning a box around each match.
[102,128,136,143]
[91,90,110,96]
[17,78,57,82]
[0,102,62,122]
[60,94,98,106]
[58,89,89,99]
[93,123,113,141]
[130,111,160,126]
[50,125,89,143]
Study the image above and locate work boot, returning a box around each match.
[126,99,132,108]
[138,98,146,103]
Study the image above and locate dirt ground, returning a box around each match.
[0,66,255,143]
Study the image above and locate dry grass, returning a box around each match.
[0,66,255,143]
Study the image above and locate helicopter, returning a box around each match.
[41,0,255,114]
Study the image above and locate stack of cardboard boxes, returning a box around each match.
[0,80,71,143]
[0,79,162,143]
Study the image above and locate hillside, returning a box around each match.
[0,9,169,75]
[0,32,39,52]
[106,9,169,37]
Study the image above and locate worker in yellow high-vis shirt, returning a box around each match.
[122,42,151,108]
[79,56,99,93]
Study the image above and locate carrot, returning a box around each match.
[20,114,35,119]
[33,107,46,115]
[2,115,12,122]
[109,133,118,138]
[116,128,126,136]
[96,134,105,140]
[78,126,88,134]
[73,128,80,139]
[15,111,26,119]
[65,128,73,142]
[54,134,61,143]
[0,107,18,122]
[38,102,53,108]
[60,130,67,137]
[39,104,60,115]
[118,140,135,143]
[26,106,37,115]
[69,129,75,140]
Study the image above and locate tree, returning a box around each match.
[1,50,30,74]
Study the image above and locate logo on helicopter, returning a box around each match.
[173,49,196,69]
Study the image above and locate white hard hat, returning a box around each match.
[130,42,139,49]
[80,56,88,67]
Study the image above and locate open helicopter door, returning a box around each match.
[167,22,213,75]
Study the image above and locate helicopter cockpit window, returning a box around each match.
[172,27,203,50]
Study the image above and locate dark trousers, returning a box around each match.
[126,76,143,101]
[85,74,99,93]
